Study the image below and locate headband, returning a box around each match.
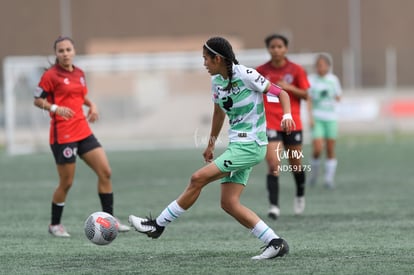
[204,43,225,58]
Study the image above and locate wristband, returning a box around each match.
[267,84,282,97]
[50,104,58,113]
[282,113,293,120]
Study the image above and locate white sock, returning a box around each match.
[325,159,338,183]
[251,220,279,245]
[310,158,320,183]
[156,200,186,227]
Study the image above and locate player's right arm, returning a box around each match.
[33,90,74,120]
[33,72,74,119]
[203,103,225,163]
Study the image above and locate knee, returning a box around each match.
[266,158,280,176]
[102,167,112,180]
[97,166,112,181]
[59,178,74,192]
[267,164,280,176]
[190,171,207,188]
[221,198,237,215]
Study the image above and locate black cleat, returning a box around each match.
[128,215,165,239]
[251,238,289,260]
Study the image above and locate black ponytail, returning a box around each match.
[204,37,239,91]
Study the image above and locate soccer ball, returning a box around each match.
[84,212,119,245]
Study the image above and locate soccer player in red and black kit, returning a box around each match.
[33,36,130,237]
[256,34,310,219]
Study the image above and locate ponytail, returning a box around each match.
[204,37,239,91]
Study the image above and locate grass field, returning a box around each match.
[0,138,413,274]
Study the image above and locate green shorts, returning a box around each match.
[214,141,267,185]
[312,119,338,139]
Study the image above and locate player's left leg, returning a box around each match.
[324,121,338,188]
[284,130,306,215]
[80,136,130,232]
[220,182,289,259]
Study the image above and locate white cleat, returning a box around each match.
[252,238,289,260]
[267,205,281,220]
[115,218,131,232]
[128,215,164,239]
[48,224,70,237]
[293,196,305,215]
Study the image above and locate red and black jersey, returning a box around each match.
[37,64,92,144]
[257,58,310,131]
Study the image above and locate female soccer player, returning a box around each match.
[307,54,342,188]
[33,36,130,237]
[256,34,310,219]
[129,36,295,260]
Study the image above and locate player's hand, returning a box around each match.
[203,146,214,163]
[87,103,99,123]
[281,113,296,135]
[56,106,75,120]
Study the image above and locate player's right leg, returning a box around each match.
[129,162,226,238]
[49,162,76,237]
[265,139,282,220]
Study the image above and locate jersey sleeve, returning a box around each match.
[36,70,54,97]
[240,66,270,93]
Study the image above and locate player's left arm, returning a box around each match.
[265,84,296,134]
[84,96,99,122]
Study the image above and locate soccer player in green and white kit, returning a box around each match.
[307,54,342,188]
[129,37,295,260]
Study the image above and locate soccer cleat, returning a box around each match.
[293,196,305,215]
[251,238,289,260]
[128,215,165,239]
[48,224,70,237]
[115,218,131,232]
[267,205,280,220]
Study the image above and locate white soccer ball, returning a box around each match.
[84,211,119,245]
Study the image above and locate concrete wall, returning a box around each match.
[1,0,413,87]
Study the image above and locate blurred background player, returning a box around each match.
[256,34,310,219]
[129,36,295,260]
[33,36,130,237]
[307,54,342,188]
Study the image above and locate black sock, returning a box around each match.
[51,202,64,225]
[99,193,114,215]
[267,174,279,206]
[293,171,306,197]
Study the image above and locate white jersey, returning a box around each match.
[211,64,270,145]
[308,73,342,121]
